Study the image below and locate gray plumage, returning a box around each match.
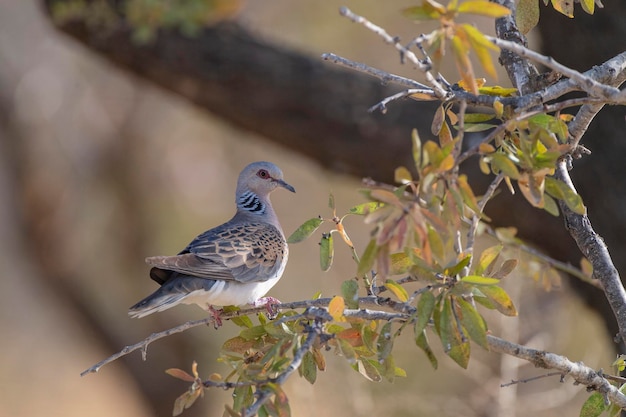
[129,161,295,318]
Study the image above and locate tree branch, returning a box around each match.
[554,160,626,344]
[488,335,626,408]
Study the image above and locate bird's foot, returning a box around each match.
[207,305,224,329]
[253,297,281,319]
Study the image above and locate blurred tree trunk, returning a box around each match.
[39,0,625,354]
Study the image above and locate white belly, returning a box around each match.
[182,275,282,308]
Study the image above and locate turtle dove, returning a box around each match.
[128,161,295,321]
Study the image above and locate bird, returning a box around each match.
[128,161,295,323]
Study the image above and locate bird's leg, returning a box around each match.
[207,305,224,329]
[253,297,281,319]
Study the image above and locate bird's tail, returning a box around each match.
[128,288,187,318]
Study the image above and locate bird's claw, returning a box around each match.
[254,297,281,319]
[207,305,224,329]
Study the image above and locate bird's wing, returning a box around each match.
[145,222,287,284]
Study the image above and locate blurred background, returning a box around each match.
[0,1,620,417]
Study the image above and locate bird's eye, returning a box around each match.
[257,169,270,179]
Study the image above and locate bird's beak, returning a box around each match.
[276,179,296,193]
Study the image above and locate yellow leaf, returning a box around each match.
[412,129,423,172]
[479,85,518,97]
[580,0,595,14]
[479,143,495,154]
[394,166,413,184]
[409,91,438,101]
[166,368,196,382]
[518,172,545,208]
[329,295,346,322]
[385,280,409,302]
[550,0,573,17]
[439,154,456,172]
[451,35,477,95]
[459,24,499,79]
[439,120,454,146]
[457,0,511,17]
[493,99,504,118]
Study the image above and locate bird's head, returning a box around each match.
[236,161,296,197]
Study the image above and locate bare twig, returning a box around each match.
[500,371,564,387]
[321,53,429,89]
[465,173,504,265]
[338,7,450,99]
[368,89,436,113]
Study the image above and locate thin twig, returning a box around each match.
[500,371,564,387]
[368,89,436,113]
[465,173,504,258]
[338,6,449,100]
[321,52,429,89]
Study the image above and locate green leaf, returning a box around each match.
[385,279,409,302]
[287,218,323,243]
[415,330,438,369]
[439,297,470,368]
[463,123,497,132]
[349,201,383,215]
[230,314,254,329]
[357,239,378,276]
[543,193,560,216]
[381,354,398,382]
[445,255,472,277]
[426,224,445,263]
[376,322,394,361]
[320,233,334,272]
[358,359,383,382]
[390,252,413,275]
[516,0,539,34]
[239,325,268,340]
[328,193,335,210]
[341,280,359,309]
[232,385,254,413]
[464,113,495,123]
[545,177,586,215]
[337,338,357,364]
[415,291,436,335]
[490,153,520,179]
[456,298,489,349]
[479,285,518,316]
[460,275,501,285]
[475,245,502,276]
[300,351,317,384]
[579,391,608,417]
[402,4,444,21]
